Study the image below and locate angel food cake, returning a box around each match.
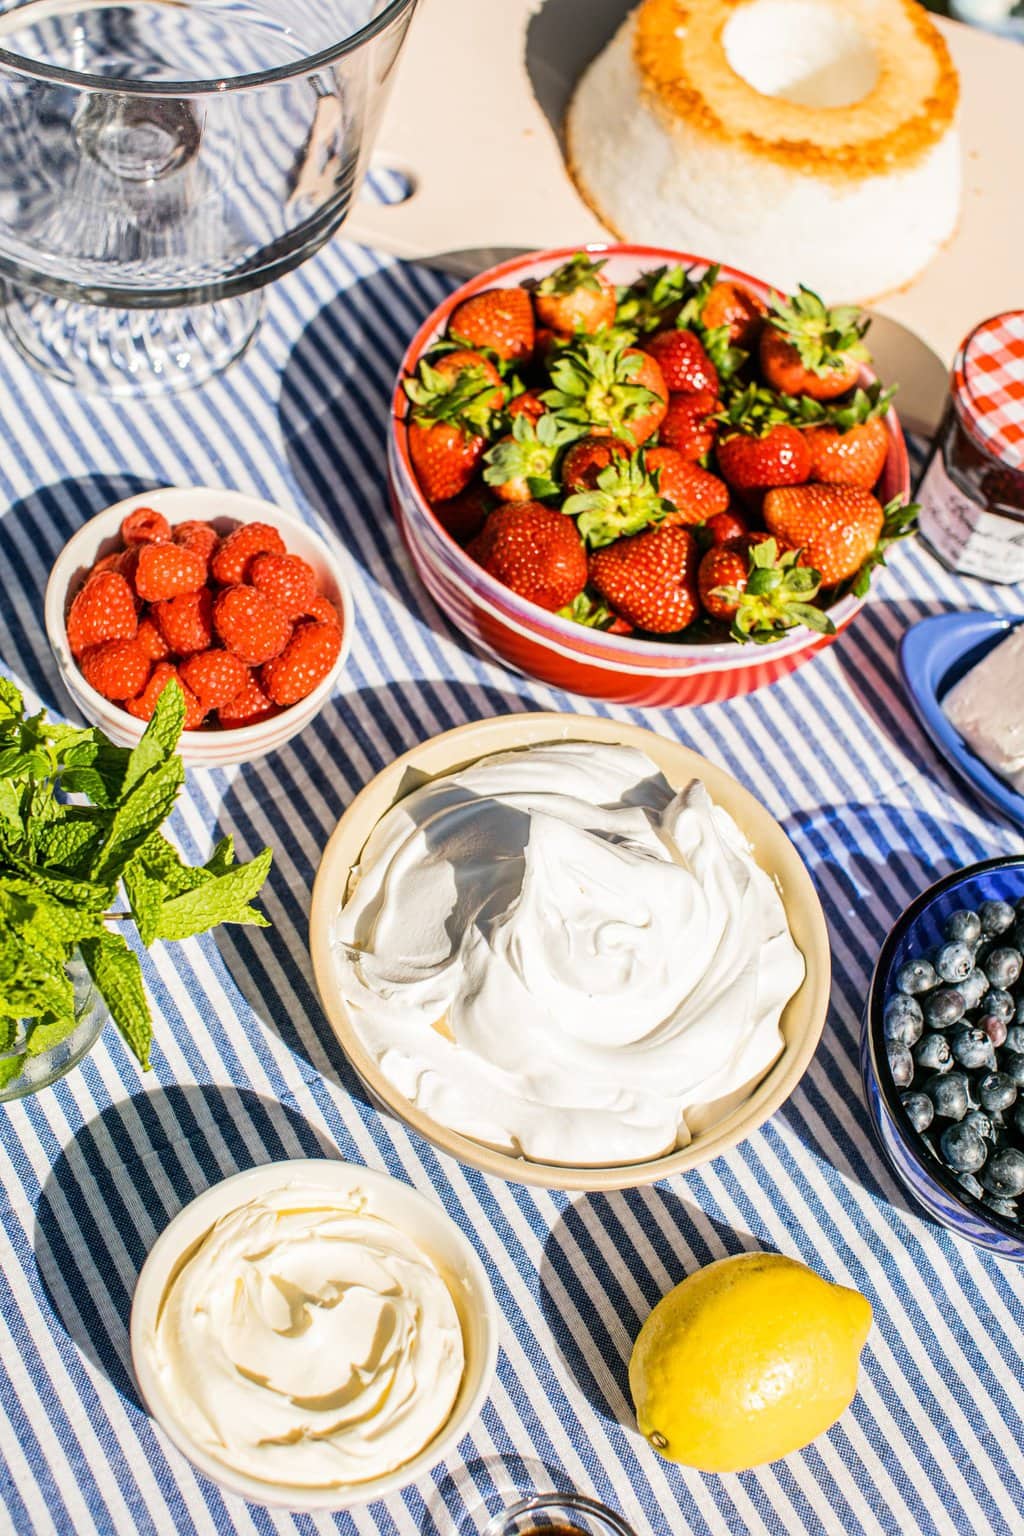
[333,742,805,1167]
[567,0,960,301]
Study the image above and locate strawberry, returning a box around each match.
[701,279,767,348]
[642,329,718,395]
[213,585,293,665]
[133,542,206,602]
[483,414,578,502]
[174,519,220,572]
[561,435,630,494]
[760,286,869,401]
[563,452,677,547]
[217,670,279,727]
[543,335,667,446]
[698,534,834,642]
[79,638,151,702]
[433,482,494,544]
[153,588,214,655]
[249,551,318,620]
[211,521,286,586]
[804,418,888,490]
[305,594,341,627]
[532,253,617,337]
[135,616,171,661]
[467,500,587,610]
[449,286,535,363]
[717,425,810,495]
[657,390,720,460]
[66,571,137,658]
[405,351,503,503]
[120,506,170,546]
[704,508,749,545]
[763,484,886,586]
[507,389,546,424]
[178,649,250,709]
[645,449,729,524]
[588,524,699,634]
[430,349,505,404]
[409,419,486,503]
[260,620,342,706]
[125,665,206,729]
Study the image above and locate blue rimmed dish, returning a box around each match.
[900,610,1024,829]
[862,856,1024,1263]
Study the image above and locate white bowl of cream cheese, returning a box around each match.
[130,1159,498,1510]
[310,714,831,1191]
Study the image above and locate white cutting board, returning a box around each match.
[346,0,1024,435]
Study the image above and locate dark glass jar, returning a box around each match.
[919,311,1024,583]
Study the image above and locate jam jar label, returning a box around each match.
[919,450,1024,584]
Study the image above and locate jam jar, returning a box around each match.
[919,311,1024,583]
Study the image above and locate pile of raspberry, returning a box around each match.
[66,507,343,730]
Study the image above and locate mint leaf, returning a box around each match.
[155,846,272,941]
[24,1010,78,1057]
[122,684,183,796]
[80,932,151,1068]
[0,853,114,911]
[90,755,184,887]
[33,810,109,872]
[0,879,102,948]
[122,858,166,949]
[135,831,209,895]
[0,677,24,720]
[0,1053,25,1090]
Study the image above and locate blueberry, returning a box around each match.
[949,1024,996,1071]
[945,909,982,944]
[934,941,974,984]
[922,988,965,1029]
[925,1071,969,1120]
[960,968,990,1009]
[900,1091,934,1133]
[982,1195,1019,1221]
[895,957,938,995]
[963,1109,994,1140]
[887,1043,914,1089]
[980,899,1016,935]
[985,947,1023,989]
[884,993,924,1045]
[982,1147,1024,1199]
[978,1071,1017,1113]
[956,1171,985,1200]
[985,989,1015,1025]
[982,1013,1009,1049]
[914,1033,952,1074]
[1005,1025,1024,1053]
[940,1123,988,1172]
[1001,1052,1024,1089]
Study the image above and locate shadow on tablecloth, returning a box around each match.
[32,1084,336,1410]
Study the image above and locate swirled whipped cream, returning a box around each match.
[334,742,805,1166]
[147,1183,464,1489]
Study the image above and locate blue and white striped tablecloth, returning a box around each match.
[1,225,1023,1536]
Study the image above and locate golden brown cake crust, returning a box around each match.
[633,0,959,182]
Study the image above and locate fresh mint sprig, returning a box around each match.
[0,679,272,1088]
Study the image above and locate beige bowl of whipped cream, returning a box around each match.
[130,1159,498,1510]
[310,713,830,1191]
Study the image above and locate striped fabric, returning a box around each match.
[1,218,1023,1536]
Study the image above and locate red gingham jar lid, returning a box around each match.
[952,310,1024,470]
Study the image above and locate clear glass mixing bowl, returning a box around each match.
[0,0,417,394]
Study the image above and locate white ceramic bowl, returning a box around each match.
[130,1158,499,1511]
[44,487,353,768]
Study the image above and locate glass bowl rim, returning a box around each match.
[866,852,1024,1244]
[483,1491,639,1536]
[0,0,417,96]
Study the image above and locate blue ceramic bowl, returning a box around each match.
[862,856,1024,1263]
[900,611,1024,829]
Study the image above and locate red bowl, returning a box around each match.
[388,244,910,707]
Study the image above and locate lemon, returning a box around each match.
[629,1252,872,1473]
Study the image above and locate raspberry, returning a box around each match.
[66,571,137,658]
[91,550,126,576]
[136,616,171,661]
[120,506,171,546]
[305,594,341,626]
[153,588,214,655]
[217,671,279,728]
[260,621,341,706]
[178,649,249,709]
[249,552,317,620]
[210,522,285,586]
[124,663,207,729]
[133,543,206,602]
[174,519,219,573]
[79,638,151,702]
[213,585,292,666]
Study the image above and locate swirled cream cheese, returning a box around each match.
[334,742,805,1166]
[146,1183,464,1489]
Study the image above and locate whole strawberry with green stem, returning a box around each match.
[405,350,505,502]
[468,500,587,610]
[563,451,678,547]
[716,383,811,496]
[764,485,918,592]
[699,535,835,643]
[588,523,699,633]
[532,252,617,338]
[645,448,730,525]
[448,285,535,363]
[796,383,897,490]
[543,333,667,446]
[760,286,870,401]
[483,413,580,502]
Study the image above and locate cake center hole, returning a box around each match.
[723,0,879,108]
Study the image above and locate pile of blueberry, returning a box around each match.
[884,896,1024,1226]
